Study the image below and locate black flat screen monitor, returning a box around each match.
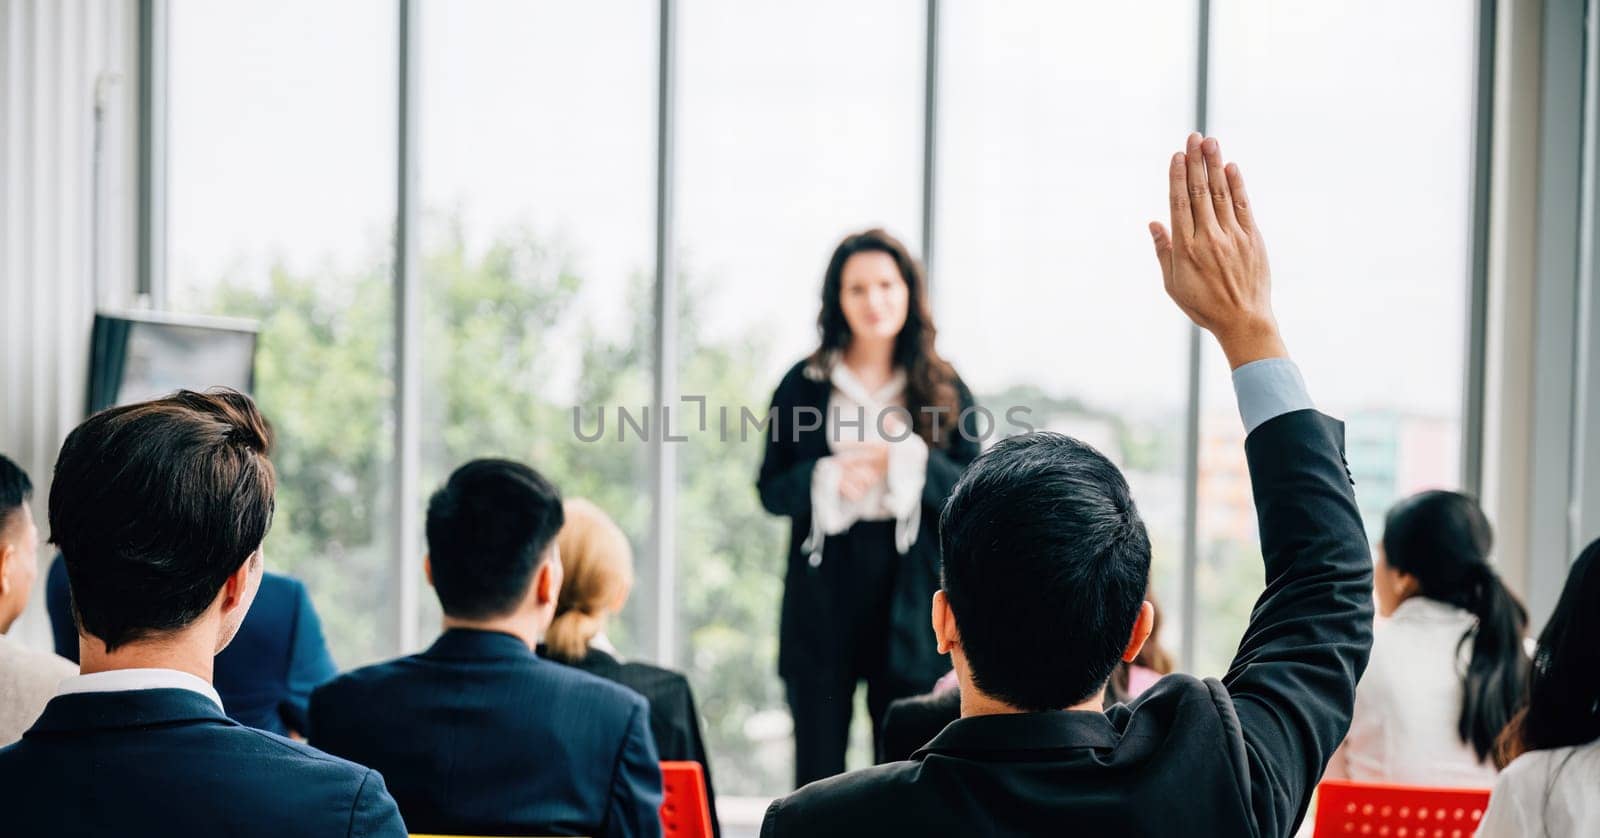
[86,311,259,416]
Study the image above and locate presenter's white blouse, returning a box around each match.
[1477,740,1600,837]
[801,359,927,567]
[1327,596,1499,788]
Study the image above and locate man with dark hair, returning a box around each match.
[762,135,1374,837]
[311,458,664,838]
[0,390,405,836]
[0,453,75,746]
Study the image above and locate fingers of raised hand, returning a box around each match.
[1148,221,1175,288]
[1168,152,1195,239]
[1184,133,1218,232]
[1224,162,1254,234]
[1202,137,1237,230]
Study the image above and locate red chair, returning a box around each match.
[1312,779,1491,837]
[659,760,714,838]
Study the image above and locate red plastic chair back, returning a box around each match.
[659,760,713,838]
[1312,779,1491,837]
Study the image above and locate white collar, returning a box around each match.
[830,362,906,406]
[56,667,225,711]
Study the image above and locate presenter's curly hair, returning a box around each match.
[808,228,960,447]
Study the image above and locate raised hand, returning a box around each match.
[1149,133,1287,368]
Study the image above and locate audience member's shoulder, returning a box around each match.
[771,759,923,827]
[230,574,303,634]
[222,724,391,800]
[1123,671,1215,706]
[547,658,651,714]
[1357,618,1409,680]
[313,653,417,700]
[618,660,692,697]
[234,723,367,769]
[1487,747,1554,819]
[274,571,317,603]
[0,635,75,679]
[1498,743,1599,790]
[882,689,960,736]
[887,686,960,718]
[1107,672,1235,735]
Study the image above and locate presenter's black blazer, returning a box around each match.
[310,629,664,838]
[762,410,1375,838]
[0,688,405,837]
[757,358,980,687]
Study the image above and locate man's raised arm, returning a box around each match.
[1151,133,1375,838]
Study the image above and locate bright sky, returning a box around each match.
[166,0,1473,421]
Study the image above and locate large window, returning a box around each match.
[155,0,1486,818]
[675,0,926,795]
[165,0,397,667]
[415,0,658,647]
[935,0,1198,662]
[1193,0,1476,675]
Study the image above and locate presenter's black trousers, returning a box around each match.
[785,520,927,789]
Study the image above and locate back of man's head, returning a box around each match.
[49,389,275,652]
[939,432,1151,711]
[0,453,30,538]
[425,458,564,620]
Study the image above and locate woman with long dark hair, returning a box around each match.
[1326,490,1527,786]
[1478,537,1600,835]
[757,228,978,788]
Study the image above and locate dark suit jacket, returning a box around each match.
[757,358,980,686]
[879,664,1153,763]
[0,688,404,837]
[310,629,664,838]
[48,557,338,735]
[762,409,1374,838]
[878,684,960,764]
[540,645,721,836]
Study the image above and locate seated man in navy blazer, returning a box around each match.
[0,389,405,837]
[46,556,338,736]
[762,135,1374,837]
[310,458,664,838]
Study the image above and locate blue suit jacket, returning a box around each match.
[0,688,405,837]
[48,557,338,735]
[310,629,664,838]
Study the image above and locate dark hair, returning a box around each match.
[0,453,31,535]
[48,389,276,652]
[1382,490,1527,762]
[808,228,960,446]
[1496,537,1600,768]
[940,432,1151,711]
[426,458,564,620]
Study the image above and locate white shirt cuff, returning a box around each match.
[1232,358,1314,433]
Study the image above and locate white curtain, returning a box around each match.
[0,0,138,649]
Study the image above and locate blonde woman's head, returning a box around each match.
[543,498,634,662]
